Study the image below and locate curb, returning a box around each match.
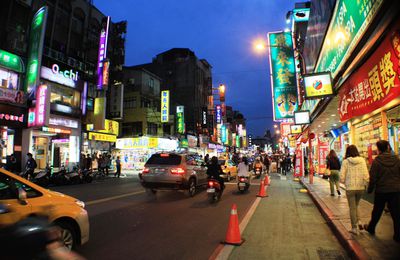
[300,179,370,260]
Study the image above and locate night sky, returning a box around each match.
[94,0,296,137]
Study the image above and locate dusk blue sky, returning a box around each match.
[95,0,296,137]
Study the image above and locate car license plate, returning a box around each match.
[155,168,165,173]
[207,188,215,193]
[239,183,246,187]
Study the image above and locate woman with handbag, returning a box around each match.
[326,150,341,196]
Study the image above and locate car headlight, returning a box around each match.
[75,200,85,209]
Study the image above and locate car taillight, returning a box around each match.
[142,167,150,174]
[170,167,185,175]
[240,178,245,182]
[208,181,214,187]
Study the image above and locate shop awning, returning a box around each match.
[0,49,25,73]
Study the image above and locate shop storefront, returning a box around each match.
[114,136,178,171]
[0,49,26,170]
[83,119,119,156]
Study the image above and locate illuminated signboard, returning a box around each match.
[176,106,185,134]
[202,107,207,127]
[180,139,188,148]
[292,8,310,23]
[294,110,310,125]
[116,137,158,149]
[97,16,110,89]
[161,90,169,122]
[221,124,227,143]
[303,72,333,99]
[35,85,49,127]
[40,64,78,88]
[290,125,302,134]
[268,31,298,121]
[42,127,71,134]
[88,132,116,142]
[102,60,110,86]
[94,97,106,130]
[49,116,78,128]
[81,82,88,115]
[280,122,293,137]
[0,49,24,73]
[0,88,24,104]
[315,0,383,78]
[216,105,222,124]
[25,6,47,98]
[0,113,24,122]
[87,119,119,136]
[236,135,240,148]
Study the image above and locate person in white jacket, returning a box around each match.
[340,145,370,235]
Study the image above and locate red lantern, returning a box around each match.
[309,133,315,140]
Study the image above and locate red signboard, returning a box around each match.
[280,122,292,137]
[294,144,303,177]
[318,140,330,175]
[338,20,400,122]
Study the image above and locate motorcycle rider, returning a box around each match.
[253,158,264,176]
[237,157,250,179]
[206,156,225,191]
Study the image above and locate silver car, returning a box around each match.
[139,153,208,197]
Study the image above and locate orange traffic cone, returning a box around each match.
[257,178,268,197]
[264,174,270,186]
[222,204,245,245]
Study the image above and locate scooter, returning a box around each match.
[207,177,222,203]
[78,168,93,183]
[31,166,51,187]
[237,176,250,193]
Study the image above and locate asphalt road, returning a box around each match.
[51,176,261,260]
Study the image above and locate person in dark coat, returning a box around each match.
[206,156,224,190]
[326,150,341,196]
[366,140,400,243]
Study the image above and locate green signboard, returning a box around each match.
[236,135,240,148]
[315,0,383,77]
[268,31,298,121]
[25,6,48,98]
[176,106,185,134]
[0,49,24,73]
[180,139,188,148]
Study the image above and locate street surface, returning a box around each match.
[52,174,350,260]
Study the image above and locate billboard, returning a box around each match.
[161,90,169,123]
[303,72,333,99]
[97,16,110,90]
[294,110,310,125]
[25,6,48,99]
[268,31,298,121]
[315,0,384,77]
[94,97,106,130]
[338,19,400,122]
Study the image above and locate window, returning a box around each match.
[147,123,158,135]
[146,154,181,165]
[124,97,137,109]
[141,97,151,108]
[0,173,42,200]
[48,82,81,108]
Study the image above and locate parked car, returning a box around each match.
[139,153,208,197]
[0,169,89,249]
[219,159,238,181]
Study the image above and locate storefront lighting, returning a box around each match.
[331,114,336,117]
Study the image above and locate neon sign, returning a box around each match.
[97,16,110,89]
[216,105,222,124]
[51,64,78,81]
[161,90,169,122]
[0,113,24,122]
[35,85,48,126]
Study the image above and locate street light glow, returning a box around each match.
[252,38,267,54]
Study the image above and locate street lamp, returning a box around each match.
[273,124,278,128]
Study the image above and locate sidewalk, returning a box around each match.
[218,174,349,259]
[301,175,400,260]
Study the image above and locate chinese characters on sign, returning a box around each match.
[216,105,222,124]
[97,16,110,90]
[176,106,185,134]
[268,31,298,121]
[338,20,400,122]
[34,85,49,127]
[161,90,169,123]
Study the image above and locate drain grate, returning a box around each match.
[301,202,314,208]
[317,248,346,260]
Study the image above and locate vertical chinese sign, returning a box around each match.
[294,144,303,177]
[215,105,222,124]
[268,31,298,121]
[176,106,185,134]
[28,84,49,127]
[97,16,110,90]
[25,6,48,99]
[338,19,400,122]
[161,90,169,123]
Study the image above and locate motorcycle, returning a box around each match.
[78,168,93,183]
[254,167,262,179]
[237,176,250,193]
[31,166,51,187]
[207,177,222,203]
[51,166,69,186]
[64,167,81,185]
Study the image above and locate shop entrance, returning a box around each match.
[387,106,400,155]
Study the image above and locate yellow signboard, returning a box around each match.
[161,90,169,122]
[88,132,117,142]
[87,119,119,136]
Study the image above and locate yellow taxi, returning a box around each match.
[0,168,89,249]
[218,159,238,181]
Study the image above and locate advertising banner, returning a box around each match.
[176,106,185,134]
[88,132,117,143]
[280,122,292,137]
[315,0,383,77]
[87,119,119,136]
[215,105,222,124]
[303,72,333,99]
[116,137,158,149]
[25,6,47,99]
[294,144,303,177]
[202,107,207,127]
[268,31,298,121]
[338,19,400,122]
[0,89,24,104]
[35,84,50,127]
[161,90,169,123]
[0,49,24,73]
[318,141,330,174]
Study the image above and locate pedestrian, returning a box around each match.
[115,156,121,178]
[204,154,210,165]
[264,155,270,174]
[86,154,92,170]
[340,145,369,235]
[285,154,292,173]
[5,154,17,173]
[97,154,104,174]
[326,150,341,196]
[25,153,37,180]
[365,140,400,243]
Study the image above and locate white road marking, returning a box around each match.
[86,190,145,205]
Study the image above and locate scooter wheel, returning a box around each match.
[85,176,93,183]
